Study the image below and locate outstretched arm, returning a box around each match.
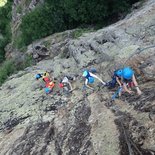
[90,73,106,85]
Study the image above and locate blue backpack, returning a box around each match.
[83,68,97,84]
[106,69,122,88]
[88,76,95,84]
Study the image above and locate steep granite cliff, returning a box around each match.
[0,0,155,155]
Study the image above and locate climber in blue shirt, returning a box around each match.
[82,70,106,90]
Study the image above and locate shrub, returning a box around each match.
[16,5,22,14]
[72,28,94,39]
[16,0,143,48]
[0,0,13,62]
[0,60,15,85]
[0,55,33,85]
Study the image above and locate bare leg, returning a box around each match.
[132,74,142,95]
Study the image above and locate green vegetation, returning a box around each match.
[72,28,94,39]
[0,0,13,62]
[0,0,34,85]
[0,55,33,85]
[16,5,22,14]
[25,0,32,7]
[19,55,33,69]
[0,60,15,85]
[42,40,51,49]
[0,0,143,85]
[16,0,142,48]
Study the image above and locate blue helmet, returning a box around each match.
[122,67,134,80]
[82,70,88,77]
[115,69,123,77]
[35,74,42,79]
[45,87,51,94]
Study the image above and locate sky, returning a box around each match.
[0,0,7,7]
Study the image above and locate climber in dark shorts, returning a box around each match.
[106,67,142,96]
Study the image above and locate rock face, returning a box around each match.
[5,0,44,59]
[12,0,43,36]
[0,0,155,155]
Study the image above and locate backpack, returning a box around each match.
[46,81,55,89]
[88,76,95,84]
[106,69,122,88]
[85,72,95,84]
[105,76,117,88]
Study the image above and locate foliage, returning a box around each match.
[16,5,22,14]
[0,55,33,85]
[18,3,66,48]
[0,0,13,62]
[0,60,15,85]
[42,40,51,48]
[16,0,142,48]
[19,55,33,69]
[0,38,7,61]
[72,28,94,39]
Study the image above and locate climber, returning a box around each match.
[105,69,123,98]
[105,69,123,89]
[82,70,106,90]
[35,71,51,83]
[45,81,55,94]
[106,67,142,97]
[121,67,142,95]
[35,71,56,94]
[59,76,74,93]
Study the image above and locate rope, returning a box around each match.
[125,44,155,64]
[124,45,155,77]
